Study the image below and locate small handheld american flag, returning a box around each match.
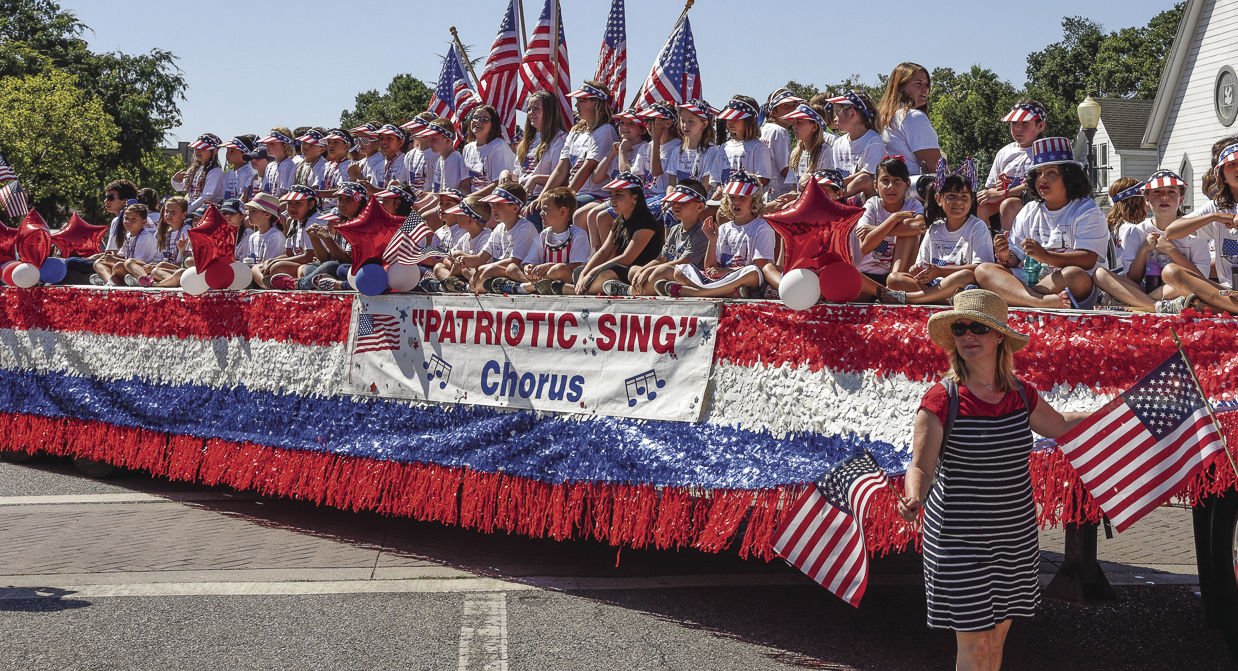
[383,213,447,266]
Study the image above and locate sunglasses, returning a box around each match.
[951,322,993,337]
[104,193,119,201]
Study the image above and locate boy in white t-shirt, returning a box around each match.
[420,196,494,293]
[760,88,802,199]
[826,91,885,200]
[978,101,1046,233]
[487,187,591,295]
[469,182,539,292]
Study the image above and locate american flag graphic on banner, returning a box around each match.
[772,451,889,607]
[383,213,446,266]
[520,0,572,124]
[0,152,16,183]
[429,45,481,126]
[592,0,627,109]
[0,179,30,220]
[479,0,523,141]
[354,313,402,354]
[631,14,701,109]
[1057,350,1227,532]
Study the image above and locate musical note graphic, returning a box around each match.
[624,369,667,407]
[422,354,453,389]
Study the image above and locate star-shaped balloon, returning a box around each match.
[15,210,52,267]
[335,198,403,266]
[764,179,864,272]
[186,204,237,272]
[0,225,17,264]
[50,212,108,258]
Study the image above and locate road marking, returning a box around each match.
[0,492,248,506]
[457,593,509,671]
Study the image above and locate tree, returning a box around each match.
[928,66,1019,170]
[0,69,119,221]
[340,74,434,128]
[1089,4,1185,99]
[1025,16,1106,108]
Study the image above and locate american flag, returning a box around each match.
[520,0,572,124]
[429,44,481,127]
[383,213,446,266]
[772,451,889,607]
[0,180,30,220]
[592,0,627,109]
[479,0,523,141]
[0,152,16,183]
[631,14,701,109]
[354,313,402,354]
[1058,350,1227,532]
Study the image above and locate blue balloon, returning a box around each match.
[354,264,388,296]
[39,257,68,285]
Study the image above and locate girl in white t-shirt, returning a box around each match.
[781,103,834,193]
[852,157,924,300]
[463,105,516,194]
[887,164,994,304]
[542,80,619,206]
[1163,141,1238,314]
[876,62,941,176]
[579,110,651,250]
[640,101,682,197]
[1094,171,1214,313]
[761,88,802,199]
[509,91,568,203]
[172,134,226,214]
[978,101,1046,233]
[672,99,720,192]
[708,96,775,199]
[258,128,298,198]
[827,91,886,200]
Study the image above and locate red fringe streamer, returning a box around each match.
[4,411,1236,560]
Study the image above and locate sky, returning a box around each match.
[59,0,1178,145]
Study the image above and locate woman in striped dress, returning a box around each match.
[899,289,1087,671]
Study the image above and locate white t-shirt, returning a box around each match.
[363,152,385,186]
[647,138,682,195]
[434,224,464,250]
[1008,198,1110,276]
[322,159,350,192]
[405,147,438,192]
[482,217,539,262]
[1116,219,1212,278]
[986,142,1035,188]
[463,138,517,193]
[832,129,886,177]
[716,217,776,268]
[615,141,652,185]
[514,131,567,195]
[118,229,161,264]
[223,164,256,201]
[760,123,792,197]
[529,225,591,265]
[669,144,718,184]
[917,216,995,266]
[452,228,491,256]
[431,152,469,193]
[1183,201,1238,288]
[854,197,924,274]
[241,227,287,262]
[881,108,939,175]
[172,167,225,214]
[708,138,775,185]
[784,143,835,186]
[296,157,328,189]
[272,158,297,197]
[561,124,619,198]
[161,225,192,266]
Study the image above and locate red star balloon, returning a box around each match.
[335,198,403,266]
[764,179,865,272]
[50,212,108,258]
[0,225,17,265]
[187,204,238,272]
[15,210,52,267]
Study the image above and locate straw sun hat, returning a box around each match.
[927,289,1031,353]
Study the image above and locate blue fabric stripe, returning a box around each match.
[2,369,908,489]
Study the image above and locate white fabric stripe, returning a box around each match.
[1063,407,1143,477]
[1105,422,1224,529]
[778,493,826,564]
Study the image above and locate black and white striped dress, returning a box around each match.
[918,380,1041,631]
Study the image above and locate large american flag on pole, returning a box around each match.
[772,451,889,607]
[354,313,402,355]
[1057,350,1227,532]
[520,0,572,124]
[429,44,481,127]
[382,212,448,266]
[479,0,523,142]
[592,0,626,109]
[631,14,701,109]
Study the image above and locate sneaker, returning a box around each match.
[654,280,683,298]
[89,274,106,286]
[1156,293,1196,314]
[534,279,563,295]
[490,278,522,295]
[269,273,297,291]
[418,277,442,293]
[601,280,631,297]
[311,274,344,291]
[878,288,907,305]
[123,275,140,287]
[441,276,470,293]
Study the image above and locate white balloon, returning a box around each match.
[228,261,252,290]
[346,268,358,291]
[386,264,422,293]
[10,263,41,288]
[779,268,822,311]
[180,267,209,296]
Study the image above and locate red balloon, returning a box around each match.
[186,204,238,273]
[51,213,109,258]
[15,211,52,267]
[2,261,19,285]
[203,262,234,290]
[818,261,863,303]
[335,198,404,267]
[0,226,17,265]
[764,179,865,273]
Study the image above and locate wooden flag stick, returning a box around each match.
[548,0,560,85]
[677,0,695,23]
[1171,327,1236,475]
[449,26,482,89]
[515,0,528,51]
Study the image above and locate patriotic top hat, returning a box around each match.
[781,103,827,129]
[1030,137,1080,167]
[767,88,805,109]
[723,170,762,198]
[280,185,318,202]
[567,83,610,102]
[614,109,647,127]
[603,171,643,191]
[1143,170,1187,192]
[414,120,455,141]
[189,133,222,150]
[319,207,344,223]
[1111,182,1145,204]
[400,116,431,132]
[1001,102,1046,123]
[436,188,466,202]
[220,136,254,153]
[374,124,406,141]
[480,185,525,206]
[444,199,486,222]
[349,122,379,139]
[662,183,707,204]
[716,98,759,121]
[813,169,849,189]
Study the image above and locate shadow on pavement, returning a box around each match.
[0,587,91,613]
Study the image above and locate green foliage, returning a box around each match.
[928,67,1019,170]
[340,74,434,128]
[0,69,119,223]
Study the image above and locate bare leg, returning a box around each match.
[998,197,1024,233]
[975,263,1070,309]
[670,266,762,298]
[900,270,977,305]
[955,630,993,671]
[1090,267,1156,310]
[762,263,783,291]
[988,620,1012,671]
[1162,264,1238,314]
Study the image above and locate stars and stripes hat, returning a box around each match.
[812,168,849,189]
[676,98,717,121]
[325,128,354,143]
[603,171,644,191]
[375,183,418,205]
[221,136,255,153]
[319,207,345,223]
[1111,182,1146,203]
[435,188,466,203]
[349,122,380,139]
[189,133,223,150]
[400,116,432,133]
[443,199,486,222]
[824,91,874,121]
[1216,143,1238,169]
[567,82,610,102]
[1002,102,1047,123]
[662,183,707,204]
[336,181,368,202]
[780,103,827,129]
[767,88,805,109]
[716,98,759,121]
[480,186,525,206]
[259,130,295,145]
[723,171,762,197]
[414,120,456,140]
[637,102,677,121]
[280,184,318,202]
[374,124,407,141]
[1143,170,1188,192]
[1031,137,1081,167]
[295,128,327,147]
[613,109,647,127]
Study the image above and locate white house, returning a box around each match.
[1143,0,1238,211]
[1089,98,1158,197]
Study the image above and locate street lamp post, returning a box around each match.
[1077,96,1103,190]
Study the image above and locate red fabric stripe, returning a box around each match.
[0,287,352,346]
[1100,419,1223,528]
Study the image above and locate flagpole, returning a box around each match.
[1171,327,1236,475]
[515,0,528,51]
[449,26,483,89]
[549,0,560,86]
[677,0,694,23]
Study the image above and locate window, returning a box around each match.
[1089,143,1110,193]
[1179,155,1193,211]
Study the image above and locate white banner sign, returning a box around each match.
[342,295,720,423]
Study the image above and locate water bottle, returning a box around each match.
[1023,254,1044,285]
